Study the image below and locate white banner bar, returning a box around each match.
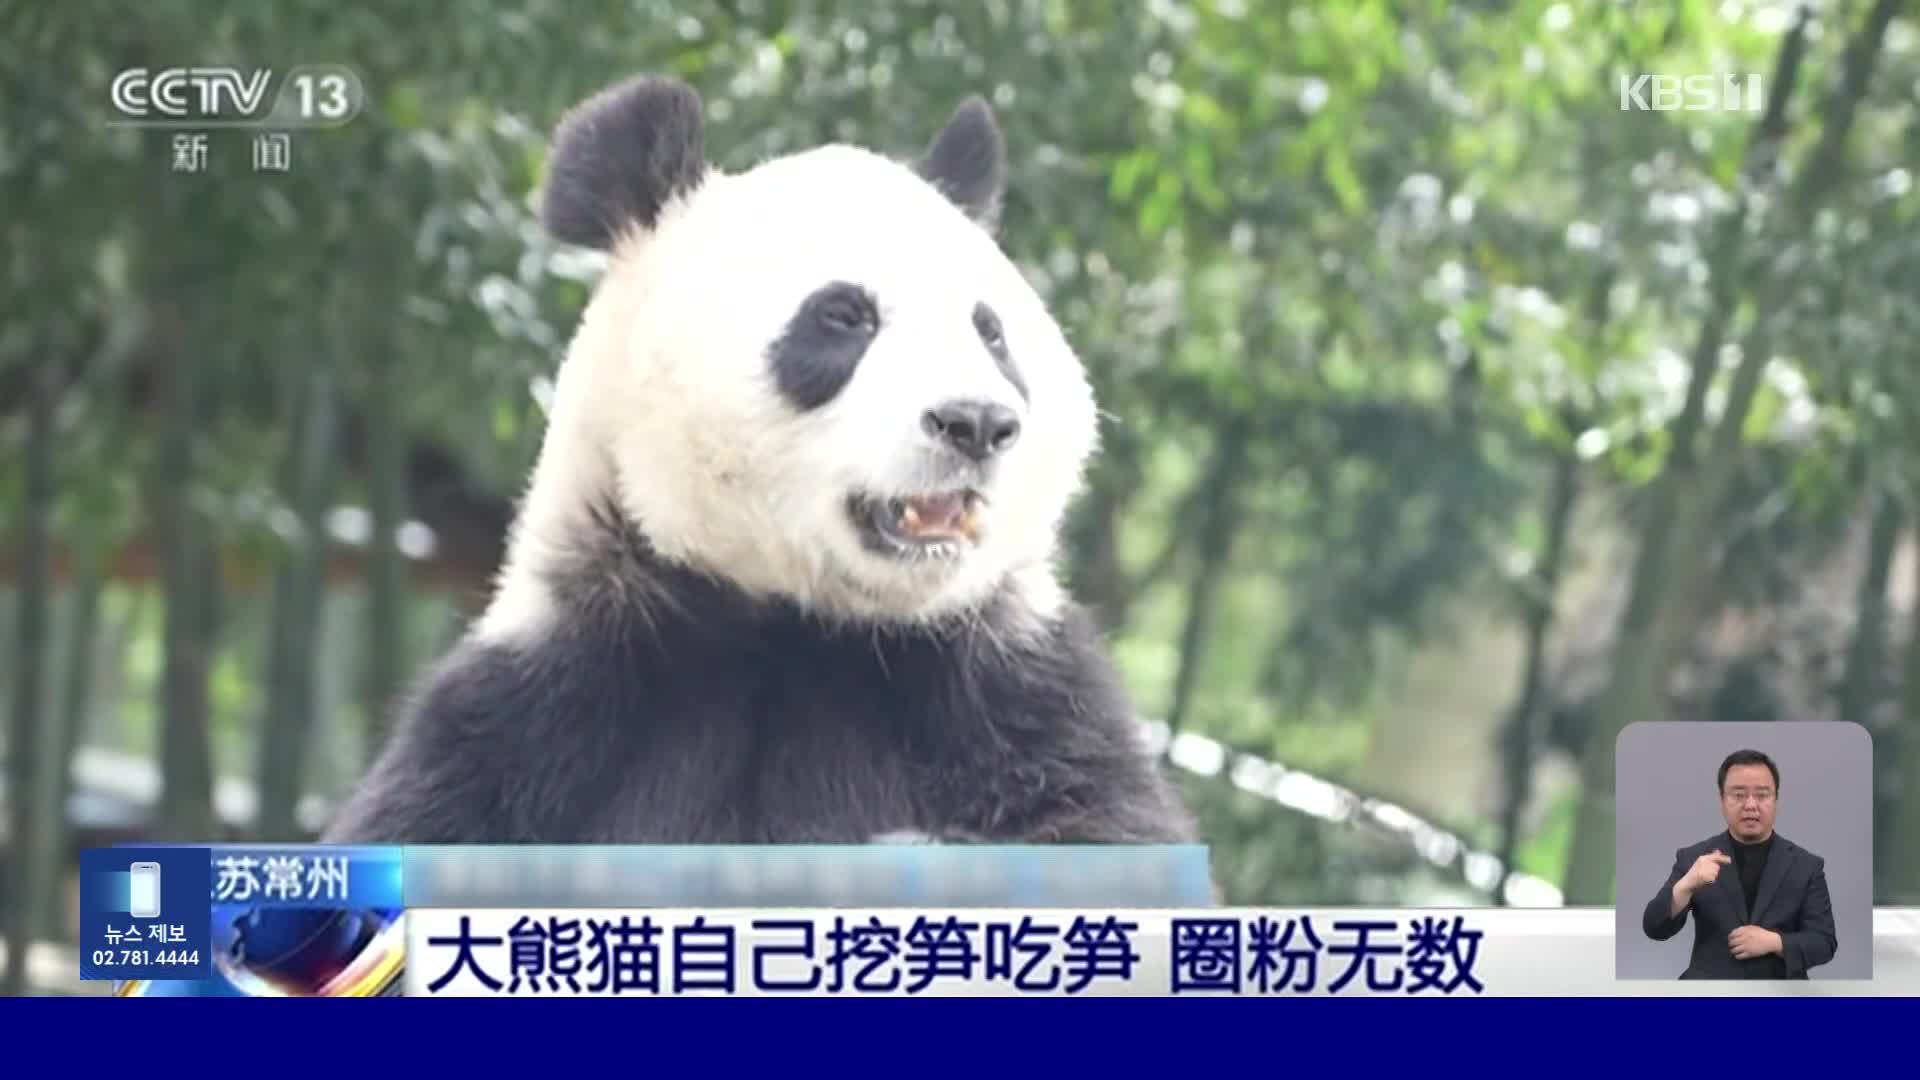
[401,907,1920,996]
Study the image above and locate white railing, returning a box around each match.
[1140,719,1565,906]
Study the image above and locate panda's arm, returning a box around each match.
[1013,744,1200,845]
[960,606,1201,845]
[320,713,508,844]
[320,645,519,844]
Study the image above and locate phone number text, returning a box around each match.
[90,949,202,967]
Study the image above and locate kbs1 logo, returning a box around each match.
[1619,74,1765,112]
[109,65,365,127]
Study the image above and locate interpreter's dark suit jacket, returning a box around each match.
[1641,831,1837,979]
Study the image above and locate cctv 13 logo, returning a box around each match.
[109,64,366,128]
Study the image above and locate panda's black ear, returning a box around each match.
[914,95,1007,230]
[541,74,710,251]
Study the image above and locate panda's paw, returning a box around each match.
[868,828,984,845]
[870,830,944,845]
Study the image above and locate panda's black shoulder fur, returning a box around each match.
[322,499,1197,846]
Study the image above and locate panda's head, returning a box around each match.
[502,74,1098,632]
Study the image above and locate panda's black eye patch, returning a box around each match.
[770,281,881,411]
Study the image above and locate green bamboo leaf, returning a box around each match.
[1321,144,1365,215]
[1110,148,1155,202]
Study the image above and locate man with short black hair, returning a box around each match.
[1641,749,1837,979]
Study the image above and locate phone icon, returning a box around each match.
[129,862,162,919]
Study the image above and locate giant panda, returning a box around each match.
[322,73,1198,848]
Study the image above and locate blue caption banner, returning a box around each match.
[88,843,1215,996]
[400,844,1214,908]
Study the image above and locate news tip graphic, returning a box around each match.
[79,847,213,983]
[81,845,407,997]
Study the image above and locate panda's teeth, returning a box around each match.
[900,503,923,530]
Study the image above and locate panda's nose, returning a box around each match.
[922,399,1022,462]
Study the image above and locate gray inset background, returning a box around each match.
[1614,721,1873,980]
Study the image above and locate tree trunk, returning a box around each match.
[1492,446,1581,903]
[363,342,409,757]
[1164,414,1252,736]
[1889,516,1920,903]
[256,362,338,840]
[1561,0,1893,902]
[57,564,103,794]
[157,516,221,841]
[256,365,308,840]
[3,351,58,996]
[46,559,102,938]
[154,313,217,843]
[1840,488,1903,733]
[1838,489,1902,887]
[257,562,300,830]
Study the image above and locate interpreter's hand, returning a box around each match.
[1729,925,1782,960]
[1681,850,1732,892]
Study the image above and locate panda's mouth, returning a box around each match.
[848,489,985,557]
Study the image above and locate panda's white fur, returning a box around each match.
[481,143,1092,644]
[323,74,1197,851]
